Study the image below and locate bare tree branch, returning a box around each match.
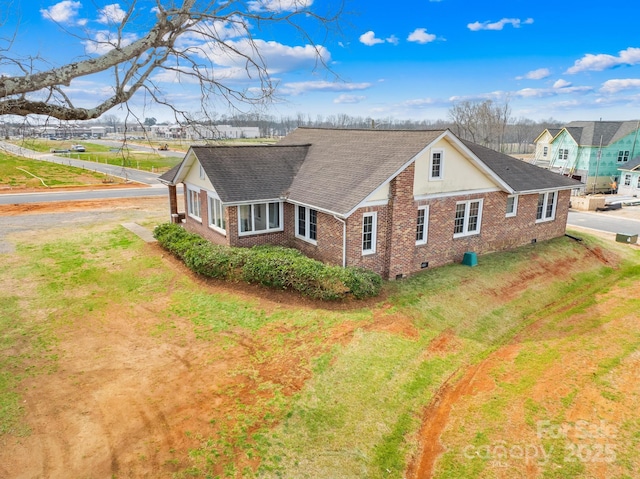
[0,0,342,121]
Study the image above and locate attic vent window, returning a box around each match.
[429,149,444,180]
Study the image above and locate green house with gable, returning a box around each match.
[534,120,640,193]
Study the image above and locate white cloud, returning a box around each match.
[516,68,550,80]
[40,1,81,23]
[386,35,399,46]
[97,4,127,24]
[247,0,313,13]
[600,78,640,93]
[359,31,385,46]
[194,39,330,76]
[83,30,138,55]
[566,47,640,74]
[280,80,371,96]
[402,98,436,107]
[467,17,534,31]
[514,83,592,99]
[334,94,366,104]
[407,28,436,44]
[553,79,572,89]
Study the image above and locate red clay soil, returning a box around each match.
[404,245,618,479]
[0,196,380,478]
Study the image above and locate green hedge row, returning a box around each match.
[153,223,382,300]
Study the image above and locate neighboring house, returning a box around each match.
[159,128,582,280]
[533,128,561,168]
[534,121,640,193]
[617,157,640,197]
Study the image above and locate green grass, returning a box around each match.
[7,138,181,173]
[0,151,124,187]
[1,221,639,478]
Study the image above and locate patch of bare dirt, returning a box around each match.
[406,248,638,479]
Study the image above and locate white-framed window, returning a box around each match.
[624,174,632,186]
[506,195,518,217]
[207,195,226,234]
[617,150,630,162]
[199,164,205,180]
[238,202,283,235]
[637,176,640,189]
[187,187,201,220]
[543,146,548,157]
[558,149,569,161]
[362,212,377,255]
[416,206,429,245]
[429,149,444,180]
[453,199,483,238]
[296,206,318,243]
[536,191,557,222]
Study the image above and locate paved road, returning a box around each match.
[567,209,640,236]
[0,185,173,205]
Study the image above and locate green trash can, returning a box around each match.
[462,251,478,267]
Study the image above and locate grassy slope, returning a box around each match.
[0,151,125,188]
[0,220,638,478]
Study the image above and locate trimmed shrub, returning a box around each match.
[153,223,382,300]
[341,267,383,299]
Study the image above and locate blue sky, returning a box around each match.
[7,0,640,123]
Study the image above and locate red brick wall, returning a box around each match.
[180,181,572,280]
[340,171,571,279]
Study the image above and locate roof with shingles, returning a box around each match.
[167,145,308,202]
[618,156,640,171]
[164,128,583,217]
[278,128,446,215]
[461,140,583,192]
[560,121,640,146]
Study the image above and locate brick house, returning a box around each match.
[159,128,582,279]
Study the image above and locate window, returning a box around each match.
[362,212,377,254]
[453,200,483,237]
[624,174,632,186]
[296,206,318,243]
[536,191,557,222]
[199,164,205,180]
[558,149,569,161]
[187,187,201,220]
[506,195,518,217]
[543,146,548,157]
[637,176,640,189]
[617,150,630,162]
[238,202,283,235]
[208,195,226,233]
[416,206,429,245]
[429,150,443,180]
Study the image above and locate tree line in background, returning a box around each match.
[1,99,562,154]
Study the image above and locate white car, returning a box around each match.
[71,144,86,152]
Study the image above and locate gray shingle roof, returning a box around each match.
[461,140,584,192]
[164,128,583,217]
[618,156,640,171]
[562,121,640,146]
[278,128,446,215]
[185,145,308,202]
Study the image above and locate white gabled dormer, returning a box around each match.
[413,136,501,199]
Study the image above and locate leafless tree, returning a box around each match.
[448,99,511,151]
[0,0,343,122]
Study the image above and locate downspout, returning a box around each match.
[333,215,347,268]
